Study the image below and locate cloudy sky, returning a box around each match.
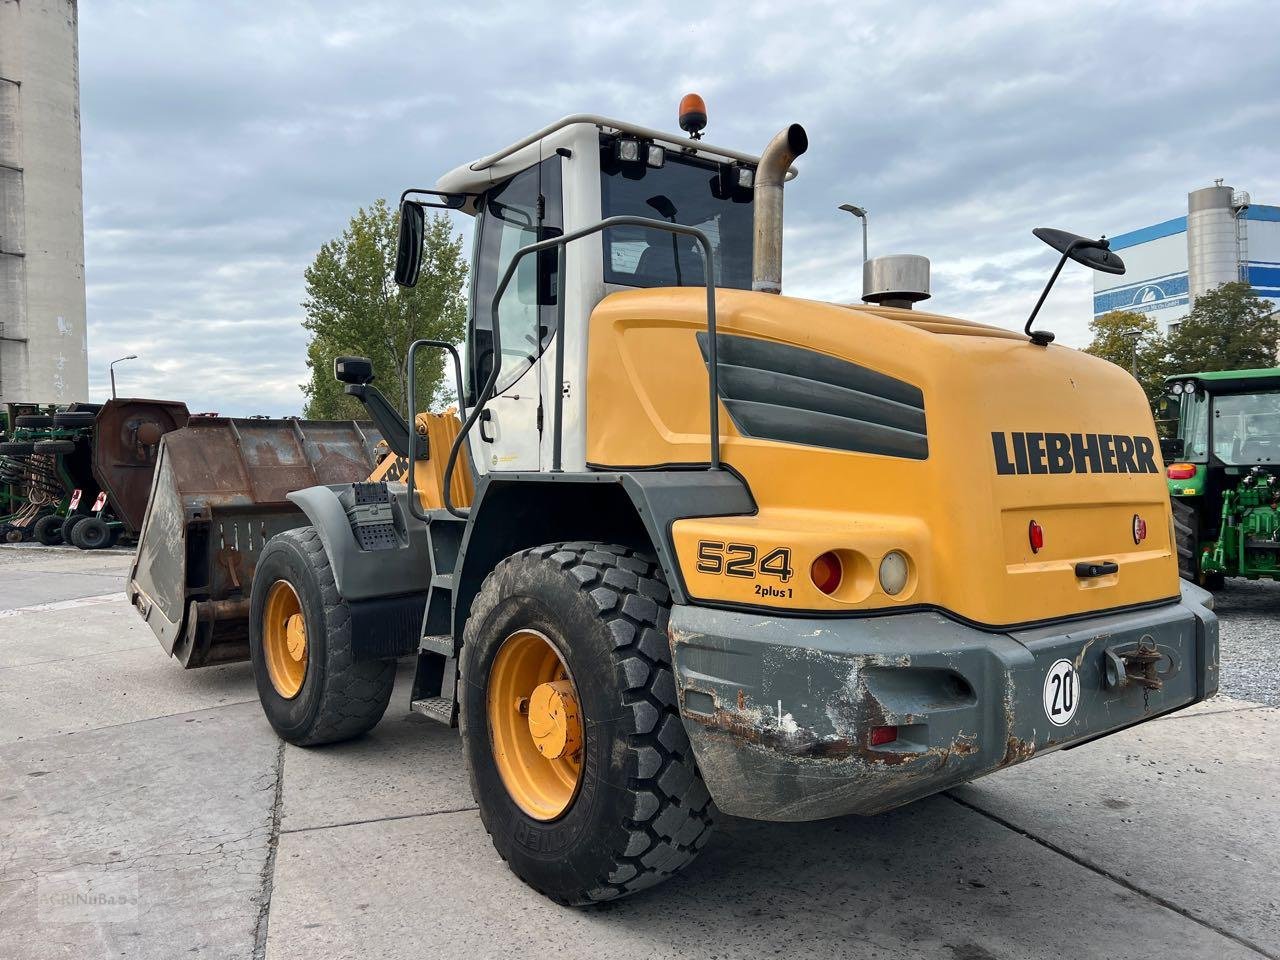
[80,0,1280,414]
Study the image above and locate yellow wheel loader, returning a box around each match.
[144,102,1218,906]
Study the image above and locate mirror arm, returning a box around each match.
[1023,248,1071,346]
[398,187,475,210]
[343,383,419,460]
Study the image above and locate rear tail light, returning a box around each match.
[1133,514,1147,544]
[878,551,910,595]
[870,725,898,746]
[1167,462,1196,480]
[1028,520,1044,554]
[810,551,843,595]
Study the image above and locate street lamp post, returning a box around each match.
[109,354,138,400]
[1121,330,1140,379]
[838,203,869,262]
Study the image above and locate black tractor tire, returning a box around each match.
[61,513,89,545]
[53,412,95,427]
[4,526,26,544]
[0,441,34,455]
[34,439,76,455]
[1172,498,1198,582]
[71,517,113,550]
[460,542,716,907]
[248,526,396,746]
[14,415,53,428]
[33,515,65,546]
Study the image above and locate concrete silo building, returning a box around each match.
[0,0,89,405]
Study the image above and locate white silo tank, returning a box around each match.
[1187,184,1239,304]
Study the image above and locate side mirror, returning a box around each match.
[1032,227,1126,275]
[395,201,426,288]
[334,356,375,385]
[1160,437,1185,461]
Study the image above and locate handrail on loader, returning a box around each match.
[404,338,467,523]
[414,215,722,520]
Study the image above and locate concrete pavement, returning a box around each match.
[1,545,1277,959]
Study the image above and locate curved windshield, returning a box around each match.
[1211,391,1280,464]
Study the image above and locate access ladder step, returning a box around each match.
[420,634,453,656]
[410,696,457,726]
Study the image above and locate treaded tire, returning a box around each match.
[248,526,395,745]
[33,515,64,546]
[0,441,33,455]
[34,439,76,454]
[460,541,716,907]
[71,517,112,550]
[14,415,52,428]
[53,412,95,427]
[1172,498,1198,582]
[61,513,89,544]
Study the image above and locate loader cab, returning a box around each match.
[422,118,758,475]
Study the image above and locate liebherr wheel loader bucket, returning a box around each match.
[128,417,384,668]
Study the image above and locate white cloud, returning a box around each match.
[79,0,1280,414]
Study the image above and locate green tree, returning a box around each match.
[1165,281,1279,375]
[301,199,468,419]
[1083,309,1168,403]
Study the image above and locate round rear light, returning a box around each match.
[810,551,843,595]
[878,551,910,596]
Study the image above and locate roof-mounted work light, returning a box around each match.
[615,137,642,165]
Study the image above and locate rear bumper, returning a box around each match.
[668,582,1218,821]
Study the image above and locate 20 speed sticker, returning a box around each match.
[1042,658,1080,726]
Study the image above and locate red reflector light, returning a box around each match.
[1028,520,1044,554]
[870,725,898,746]
[1167,462,1196,480]
[1133,514,1147,544]
[810,551,843,595]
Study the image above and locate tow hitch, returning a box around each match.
[1103,637,1165,692]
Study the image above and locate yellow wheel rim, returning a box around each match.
[263,580,307,699]
[487,629,584,821]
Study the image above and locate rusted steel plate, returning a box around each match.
[128,417,383,667]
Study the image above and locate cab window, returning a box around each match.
[468,156,562,401]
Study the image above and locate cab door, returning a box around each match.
[467,156,562,472]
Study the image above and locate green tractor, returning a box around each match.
[1163,368,1280,587]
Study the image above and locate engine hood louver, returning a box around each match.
[697,332,928,460]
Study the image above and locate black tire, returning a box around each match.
[4,527,26,544]
[61,513,89,545]
[248,526,395,745]
[460,542,716,906]
[34,439,76,454]
[1172,498,1198,582]
[14,415,53,428]
[71,516,112,550]
[0,441,34,455]
[33,515,64,546]
[53,412,95,427]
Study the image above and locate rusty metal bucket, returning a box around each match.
[128,417,384,668]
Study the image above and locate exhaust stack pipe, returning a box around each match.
[752,123,809,294]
